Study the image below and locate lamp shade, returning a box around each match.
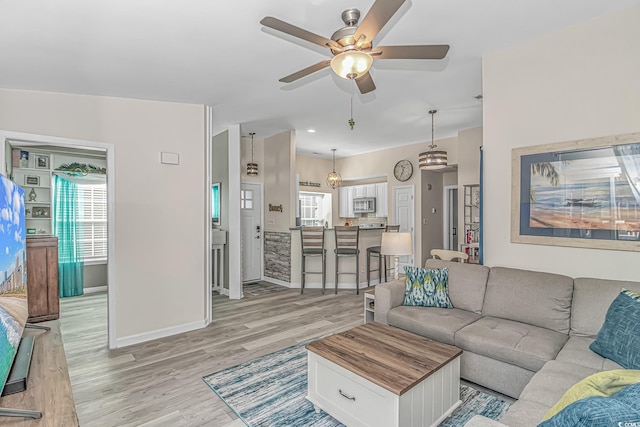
[330,51,373,79]
[380,232,413,256]
[418,150,448,170]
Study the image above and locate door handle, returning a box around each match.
[453,227,457,236]
[256,235,260,239]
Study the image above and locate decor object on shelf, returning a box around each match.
[34,155,49,170]
[380,231,412,280]
[28,188,37,202]
[419,109,448,170]
[31,207,50,218]
[511,131,640,252]
[55,163,106,176]
[394,159,413,181]
[19,150,29,168]
[24,176,39,186]
[246,132,258,177]
[326,148,342,189]
[260,1,450,94]
[299,180,321,188]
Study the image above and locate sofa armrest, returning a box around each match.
[464,415,509,427]
[374,279,405,325]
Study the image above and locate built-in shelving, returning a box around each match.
[461,184,480,263]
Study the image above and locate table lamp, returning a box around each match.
[380,232,413,280]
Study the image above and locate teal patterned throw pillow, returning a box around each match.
[403,266,453,308]
[589,289,640,369]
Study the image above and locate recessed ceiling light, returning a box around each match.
[307,129,316,133]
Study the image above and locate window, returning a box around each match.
[241,189,254,210]
[299,192,332,227]
[77,184,107,260]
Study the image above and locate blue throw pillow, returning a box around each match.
[538,383,640,427]
[403,266,452,308]
[589,289,640,369]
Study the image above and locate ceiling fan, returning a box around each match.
[260,0,450,94]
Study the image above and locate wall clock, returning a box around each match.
[394,160,413,182]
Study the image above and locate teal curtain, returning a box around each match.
[53,175,84,297]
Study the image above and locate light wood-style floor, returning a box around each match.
[59,283,365,426]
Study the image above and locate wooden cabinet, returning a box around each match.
[26,236,59,323]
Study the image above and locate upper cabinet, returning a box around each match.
[338,183,388,218]
[375,183,388,217]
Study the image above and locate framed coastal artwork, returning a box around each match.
[511,132,640,252]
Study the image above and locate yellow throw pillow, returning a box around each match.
[542,369,640,421]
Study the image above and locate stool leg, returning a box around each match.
[378,253,382,284]
[301,254,305,294]
[322,252,326,295]
[335,253,339,294]
[356,254,360,295]
[367,253,371,286]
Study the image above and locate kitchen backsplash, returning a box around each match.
[340,216,387,227]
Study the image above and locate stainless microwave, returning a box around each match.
[353,197,376,214]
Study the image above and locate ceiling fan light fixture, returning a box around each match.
[330,50,373,79]
[419,109,448,171]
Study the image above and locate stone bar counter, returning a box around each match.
[289,226,387,292]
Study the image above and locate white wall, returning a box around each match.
[263,130,296,232]
[483,5,640,280]
[0,88,207,343]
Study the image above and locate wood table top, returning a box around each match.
[306,322,462,396]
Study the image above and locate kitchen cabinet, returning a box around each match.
[339,186,355,218]
[375,183,388,217]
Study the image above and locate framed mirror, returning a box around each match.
[212,182,221,226]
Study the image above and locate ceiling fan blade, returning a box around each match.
[355,72,376,94]
[261,17,339,50]
[354,0,406,42]
[375,45,450,60]
[279,60,332,83]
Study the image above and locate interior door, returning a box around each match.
[241,183,262,283]
[393,185,415,271]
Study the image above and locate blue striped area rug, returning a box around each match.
[203,342,510,427]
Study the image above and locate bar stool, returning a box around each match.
[300,227,326,294]
[334,226,360,294]
[367,225,400,286]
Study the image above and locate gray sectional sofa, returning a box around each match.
[373,259,640,427]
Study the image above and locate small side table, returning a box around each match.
[364,290,375,323]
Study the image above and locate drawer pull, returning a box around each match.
[339,389,356,401]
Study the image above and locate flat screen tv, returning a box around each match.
[0,174,27,393]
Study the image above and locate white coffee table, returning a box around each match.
[306,322,462,427]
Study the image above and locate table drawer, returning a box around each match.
[312,356,395,427]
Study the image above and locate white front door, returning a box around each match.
[241,183,262,283]
[393,185,415,270]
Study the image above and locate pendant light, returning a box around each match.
[247,132,258,176]
[418,109,447,170]
[326,148,342,189]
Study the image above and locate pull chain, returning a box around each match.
[348,78,355,130]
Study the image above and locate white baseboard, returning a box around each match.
[262,277,293,288]
[115,319,207,348]
[84,286,108,294]
[251,277,379,290]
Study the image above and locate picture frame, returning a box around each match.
[212,183,221,226]
[511,132,640,252]
[34,154,49,169]
[25,175,40,186]
[31,206,50,218]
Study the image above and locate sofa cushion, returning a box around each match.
[403,266,452,308]
[590,289,640,369]
[481,267,573,334]
[538,383,640,427]
[455,317,568,372]
[424,259,489,314]
[518,360,598,408]
[555,336,623,371]
[387,306,480,346]
[542,369,640,421]
[571,278,640,338]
